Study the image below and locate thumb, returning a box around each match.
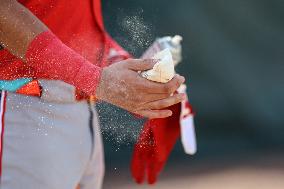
[126,59,159,71]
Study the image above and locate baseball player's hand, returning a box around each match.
[95,58,185,119]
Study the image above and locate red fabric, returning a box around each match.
[25,31,102,96]
[0,50,35,80]
[105,34,132,64]
[19,0,107,66]
[0,0,112,83]
[0,91,7,176]
[131,103,181,184]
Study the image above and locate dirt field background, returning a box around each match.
[103,152,284,189]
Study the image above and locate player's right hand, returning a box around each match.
[95,58,185,119]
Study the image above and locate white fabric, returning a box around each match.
[39,80,76,103]
[79,102,105,189]
[1,91,104,189]
[180,115,196,155]
[178,84,197,155]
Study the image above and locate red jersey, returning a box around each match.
[0,0,112,80]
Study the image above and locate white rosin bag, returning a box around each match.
[141,49,175,83]
[140,46,197,155]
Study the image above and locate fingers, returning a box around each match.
[126,59,158,71]
[140,74,185,94]
[160,74,185,94]
[133,93,184,119]
[143,93,170,102]
[134,109,173,119]
[142,93,185,110]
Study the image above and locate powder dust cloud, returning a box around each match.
[96,101,145,147]
[97,8,156,147]
[112,8,156,56]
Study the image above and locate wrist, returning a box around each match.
[74,61,103,96]
[94,67,106,100]
[25,31,102,95]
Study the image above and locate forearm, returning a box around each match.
[0,0,102,95]
[0,0,47,59]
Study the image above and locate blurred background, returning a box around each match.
[98,0,284,188]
